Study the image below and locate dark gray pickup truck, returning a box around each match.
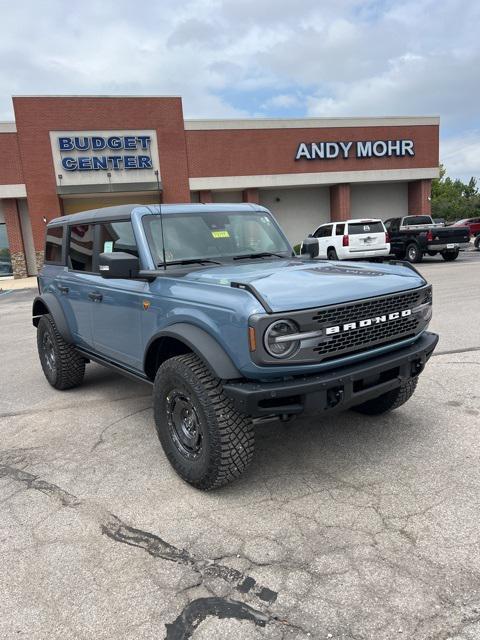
[385,215,470,263]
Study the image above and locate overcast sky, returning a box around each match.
[0,0,478,181]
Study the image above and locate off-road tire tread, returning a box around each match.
[352,377,418,415]
[154,353,254,490]
[37,314,85,390]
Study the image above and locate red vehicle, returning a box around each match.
[452,217,480,238]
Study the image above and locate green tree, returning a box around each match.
[431,165,480,221]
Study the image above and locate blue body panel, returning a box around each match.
[39,204,428,381]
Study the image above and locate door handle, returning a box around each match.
[58,285,69,294]
[88,292,103,302]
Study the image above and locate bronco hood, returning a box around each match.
[182,259,426,313]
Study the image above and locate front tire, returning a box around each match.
[406,243,423,263]
[441,248,459,261]
[351,378,418,415]
[153,353,254,490]
[37,314,85,390]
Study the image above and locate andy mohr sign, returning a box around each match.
[296,139,415,160]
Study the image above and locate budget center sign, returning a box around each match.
[50,129,161,187]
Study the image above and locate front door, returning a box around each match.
[89,220,145,371]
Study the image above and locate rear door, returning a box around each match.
[56,223,97,349]
[346,220,387,253]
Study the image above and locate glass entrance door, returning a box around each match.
[0,224,13,276]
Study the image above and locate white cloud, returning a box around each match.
[0,0,478,180]
[441,131,480,182]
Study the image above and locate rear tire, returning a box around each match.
[37,314,85,390]
[406,243,423,263]
[153,353,254,490]
[351,378,418,415]
[327,248,338,260]
[441,248,459,261]
[475,235,480,250]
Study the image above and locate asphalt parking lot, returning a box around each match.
[1,250,479,640]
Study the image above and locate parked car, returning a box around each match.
[300,219,390,260]
[384,215,470,262]
[33,204,438,489]
[451,217,480,238]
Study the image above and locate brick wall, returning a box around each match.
[186,125,439,178]
[12,96,191,251]
[0,134,23,185]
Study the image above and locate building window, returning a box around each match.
[68,224,94,272]
[45,226,64,264]
[98,221,138,258]
[0,224,12,276]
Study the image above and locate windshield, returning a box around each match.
[144,210,291,265]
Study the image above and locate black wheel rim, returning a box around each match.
[166,390,203,460]
[42,331,56,376]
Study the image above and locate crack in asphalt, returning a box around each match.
[432,345,480,356]
[0,462,280,638]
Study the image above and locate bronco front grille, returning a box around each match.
[311,287,431,361]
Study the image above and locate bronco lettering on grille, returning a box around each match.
[325,309,412,335]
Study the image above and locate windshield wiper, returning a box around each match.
[158,258,222,267]
[233,252,287,261]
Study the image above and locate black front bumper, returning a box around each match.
[223,332,439,418]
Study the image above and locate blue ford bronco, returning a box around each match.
[33,204,438,489]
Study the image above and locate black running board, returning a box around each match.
[75,348,153,386]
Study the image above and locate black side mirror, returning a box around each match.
[301,237,319,259]
[99,252,139,279]
[308,233,313,238]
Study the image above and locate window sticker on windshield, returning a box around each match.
[364,225,370,231]
[211,230,230,238]
[103,241,113,253]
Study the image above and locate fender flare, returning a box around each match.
[32,293,74,343]
[145,323,242,381]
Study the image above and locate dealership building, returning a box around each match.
[0,96,439,278]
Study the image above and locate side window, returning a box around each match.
[45,226,64,264]
[391,219,400,232]
[321,225,333,237]
[98,221,139,258]
[335,224,345,236]
[68,224,94,272]
[313,226,324,238]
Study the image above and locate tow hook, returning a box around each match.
[411,359,424,376]
[327,386,344,408]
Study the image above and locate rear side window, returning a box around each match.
[348,222,384,234]
[402,216,432,226]
[44,226,64,264]
[335,224,345,235]
[68,224,94,272]
[98,221,138,258]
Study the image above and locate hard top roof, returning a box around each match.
[47,203,268,226]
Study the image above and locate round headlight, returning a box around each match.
[264,319,300,359]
